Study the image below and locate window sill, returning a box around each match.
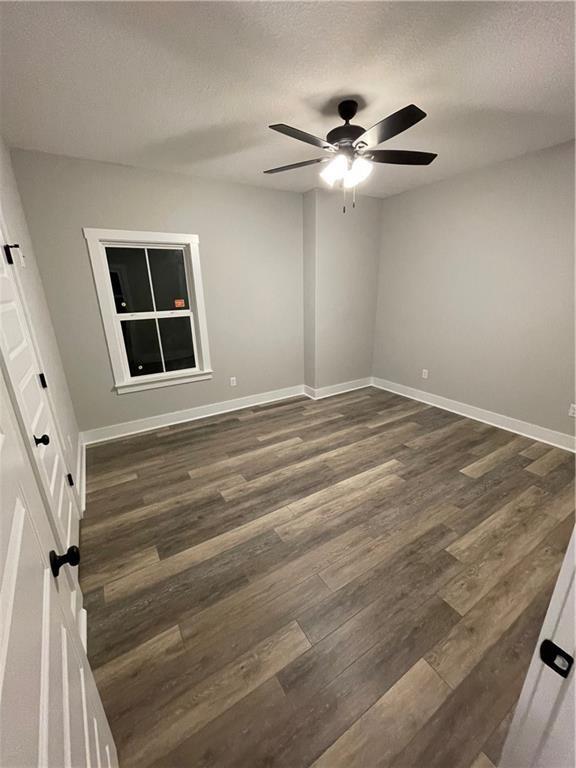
[114,370,213,394]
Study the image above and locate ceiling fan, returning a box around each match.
[264,99,437,189]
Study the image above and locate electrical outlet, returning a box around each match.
[230,376,237,387]
[569,403,576,418]
[421,369,429,380]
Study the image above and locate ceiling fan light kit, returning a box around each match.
[343,157,373,188]
[319,155,374,189]
[265,99,438,212]
[319,154,348,186]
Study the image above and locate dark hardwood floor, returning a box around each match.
[80,387,575,768]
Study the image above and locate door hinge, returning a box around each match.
[39,372,48,389]
[3,244,19,265]
[66,472,75,487]
[540,639,573,679]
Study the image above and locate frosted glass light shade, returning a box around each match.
[319,154,348,186]
[343,158,373,188]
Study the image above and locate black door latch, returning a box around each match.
[540,639,573,679]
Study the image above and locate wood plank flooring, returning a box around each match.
[81,387,575,768]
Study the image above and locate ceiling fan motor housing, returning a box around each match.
[327,99,365,146]
[326,123,365,146]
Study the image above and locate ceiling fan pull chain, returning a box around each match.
[342,187,346,214]
[352,187,356,209]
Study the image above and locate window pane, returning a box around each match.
[148,248,190,311]
[106,247,154,313]
[121,320,163,376]
[158,317,196,371]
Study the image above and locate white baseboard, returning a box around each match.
[304,378,373,400]
[79,376,575,453]
[371,377,575,452]
[81,385,306,445]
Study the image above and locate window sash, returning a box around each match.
[109,246,197,379]
[115,313,200,379]
[84,228,212,393]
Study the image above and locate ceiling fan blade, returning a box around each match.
[269,124,336,151]
[263,158,330,174]
[367,149,437,165]
[354,105,427,148]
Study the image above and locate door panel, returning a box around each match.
[0,371,117,767]
[64,624,89,768]
[0,232,80,594]
[0,500,43,768]
[0,161,80,502]
[44,572,66,768]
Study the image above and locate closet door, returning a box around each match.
[0,369,117,767]
[500,529,574,768]
[0,224,82,625]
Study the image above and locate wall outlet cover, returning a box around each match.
[230,376,237,387]
[421,369,429,380]
[569,403,576,418]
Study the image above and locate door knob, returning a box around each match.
[540,639,573,679]
[50,546,80,577]
[33,433,50,447]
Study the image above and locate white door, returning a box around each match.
[0,171,80,498]
[0,368,117,768]
[0,224,81,623]
[500,528,575,768]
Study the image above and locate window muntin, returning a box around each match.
[85,228,211,393]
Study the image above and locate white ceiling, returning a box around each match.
[1,2,574,198]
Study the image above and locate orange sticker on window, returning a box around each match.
[174,299,185,308]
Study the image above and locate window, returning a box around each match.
[84,229,212,393]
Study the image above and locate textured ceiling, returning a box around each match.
[1,2,574,198]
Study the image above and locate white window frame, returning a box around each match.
[83,228,212,394]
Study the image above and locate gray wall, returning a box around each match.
[311,189,381,389]
[373,141,575,435]
[11,150,303,431]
